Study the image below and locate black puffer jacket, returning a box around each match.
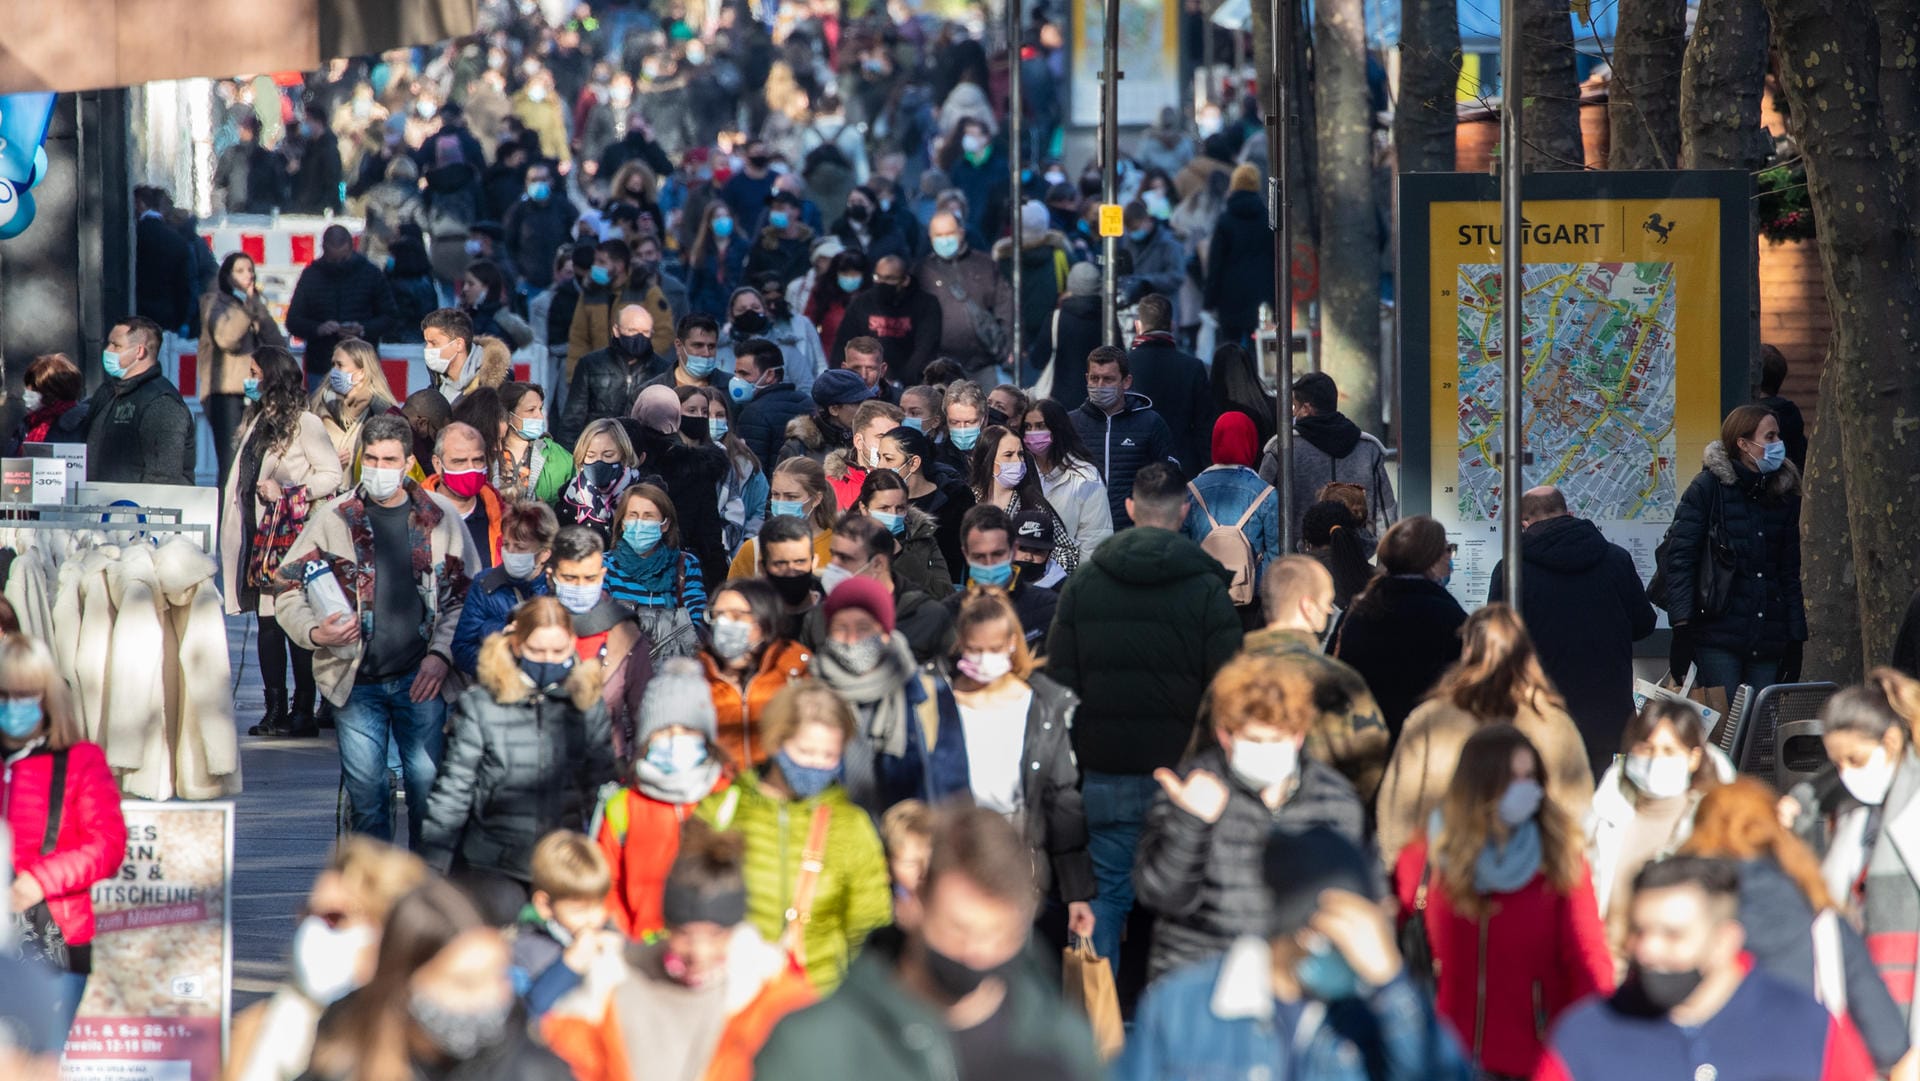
[1133,743,1367,981]
[554,342,668,448]
[892,505,954,598]
[1203,189,1278,340]
[284,254,399,374]
[1070,393,1178,528]
[736,381,812,469]
[1489,515,1657,774]
[417,635,616,882]
[1664,440,1806,660]
[1014,673,1095,901]
[1334,575,1468,741]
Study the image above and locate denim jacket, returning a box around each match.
[1182,465,1282,576]
[1115,936,1470,1081]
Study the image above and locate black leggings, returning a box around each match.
[204,393,247,488]
[257,612,315,706]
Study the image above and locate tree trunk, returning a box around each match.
[1765,0,1920,670]
[1679,0,1770,394]
[1608,0,1686,168]
[1313,0,1381,432]
[1520,0,1584,169]
[1395,0,1460,173]
[1798,357,1860,681]
[1876,0,1920,217]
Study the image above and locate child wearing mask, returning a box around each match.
[513,832,627,1019]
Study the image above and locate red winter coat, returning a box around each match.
[1394,834,1613,1078]
[2,742,127,946]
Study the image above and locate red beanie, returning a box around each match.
[1212,410,1259,468]
[821,576,896,635]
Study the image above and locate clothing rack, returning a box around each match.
[0,504,211,546]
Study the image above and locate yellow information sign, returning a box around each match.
[1098,204,1124,238]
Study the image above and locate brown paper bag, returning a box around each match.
[1062,938,1125,1060]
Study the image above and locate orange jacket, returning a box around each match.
[596,779,732,940]
[542,930,815,1081]
[421,476,504,565]
[700,640,812,769]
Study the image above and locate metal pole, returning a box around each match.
[1100,0,1121,346]
[1008,0,1024,384]
[1272,0,1296,553]
[1499,0,1525,603]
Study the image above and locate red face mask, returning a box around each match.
[440,469,489,499]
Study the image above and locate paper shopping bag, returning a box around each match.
[1062,938,1125,1060]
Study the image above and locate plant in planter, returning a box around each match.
[1757,162,1815,242]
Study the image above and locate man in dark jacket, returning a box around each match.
[85,317,196,486]
[1071,346,1179,529]
[213,114,286,214]
[1134,649,1368,982]
[502,161,577,292]
[1125,294,1213,477]
[777,369,869,465]
[556,304,670,447]
[286,103,345,216]
[1033,262,1118,412]
[1046,462,1243,974]
[1488,486,1657,774]
[1120,204,1187,321]
[745,189,816,286]
[732,337,812,469]
[285,225,399,378]
[755,808,1106,1081]
[915,212,1014,378]
[133,187,193,334]
[800,515,955,663]
[640,312,727,394]
[831,255,944,383]
[944,505,1060,650]
[1204,164,1276,346]
[1264,370,1399,535]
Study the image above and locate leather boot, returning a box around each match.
[284,679,319,738]
[249,687,288,736]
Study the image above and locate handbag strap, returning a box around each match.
[1414,853,1431,912]
[785,804,835,930]
[40,749,68,855]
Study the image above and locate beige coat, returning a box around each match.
[1375,695,1595,867]
[198,289,287,395]
[221,411,345,616]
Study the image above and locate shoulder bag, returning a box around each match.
[9,749,71,972]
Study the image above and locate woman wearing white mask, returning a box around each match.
[224,839,428,1081]
[1585,699,1731,977]
[696,580,812,768]
[1135,651,1368,983]
[1391,724,1613,1080]
[945,591,1095,944]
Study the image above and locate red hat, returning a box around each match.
[821,577,896,635]
[1212,410,1259,469]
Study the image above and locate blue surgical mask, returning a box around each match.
[1128,227,1150,242]
[646,733,710,775]
[0,696,42,739]
[710,417,730,440]
[775,748,840,800]
[712,217,735,238]
[969,560,1013,588]
[873,510,905,536]
[686,354,719,378]
[103,350,127,379]
[931,235,961,259]
[728,375,758,403]
[242,377,261,401]
[327,367,355,395]
[589,265,612,286]
[1756,439,1786,473]
[554,580,601,614]
[900,416,924,432]
[527,181,552,201]
[949,425,981,451]
[769,211,791,230]
[623,519,664,553]
[517,417,546,440]
[837,274,864,293]
[1295,937,1363,1000]
[769,498,805,519]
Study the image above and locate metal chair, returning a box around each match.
[1727,682,1840,789]
[1713,683,1754,760]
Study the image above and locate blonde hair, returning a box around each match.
[0,634,81,749]
[529,830,612,900]
[324,338,399,408]
[1429,603,1565,719]
[503,596,575,647]
[772,456,839,533]
[572,417,639,469]
[325,837,429,925]
[760,680,857,750]
[951,589,1036,679]
[881,799,935,855]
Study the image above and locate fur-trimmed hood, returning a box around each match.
[991,229,1070,262]
[757,222,816,251]
[475,631,605,711]
[783,412,847,453]
[1703,439,1801,498]
[824,447,857,481]
[471,334,514,390]
[900,504,940,543]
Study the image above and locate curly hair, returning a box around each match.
[247,346,309,452]
[1207,651,1317,738]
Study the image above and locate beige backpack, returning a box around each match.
[1187,482,1270,606]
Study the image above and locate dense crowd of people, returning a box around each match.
[6,3,1908,1081]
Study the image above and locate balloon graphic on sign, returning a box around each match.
[0,92,56,237]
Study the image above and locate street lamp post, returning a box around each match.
[1271,0,1297,552]
[1499,0,1525,603]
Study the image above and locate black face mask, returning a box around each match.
[616,333,653,360]
[768,571,817,606]
[1615,963,1706,1017]
[846,203,871,224]
[581,461,624,488]
[919,938,1006,1002]
[747,154,772,170]
[732,309,769,335]
[680,414,711,442]
[878,282,909,306]
[986,405,1009,428]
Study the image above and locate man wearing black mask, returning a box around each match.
[831,254,943,385]
[756,515,823,641]
[1538,856,1874,1081]
[558,304,668,446]
[721,139,778,224]
[755,807,1106,1081]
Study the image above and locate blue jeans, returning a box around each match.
[52,970,87,1042]
[336,678,446,848]
[1692,646,1781,697]
[1082,771,1161,974]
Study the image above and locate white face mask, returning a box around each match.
[1229,737,1298,791]
[424,345,452,373]
[291,916,374,1006]
[819,563,855,595]
[501,550,539,580]
[1624,753,1694,800]
[20,389,42,412]
[1841,746,1898,806]
[361,466,404,502]
[957,649,1013,683]
[1498,778,1545,826]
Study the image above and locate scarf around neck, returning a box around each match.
[1429,808,1544,895]
[634,757,722,806]
[815,630,918,759]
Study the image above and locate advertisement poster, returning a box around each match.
[1397,171,1750,624]
[63,802,233,1081]
[1070,0,1181,128]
